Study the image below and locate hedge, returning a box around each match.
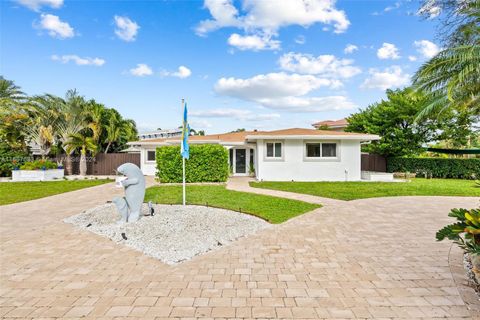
[0,144,30,177]
[156,144,229,183]
[387,157,480,179]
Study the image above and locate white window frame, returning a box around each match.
[145,149,156,163]
[264,140,284,161]
[303,140,340,162]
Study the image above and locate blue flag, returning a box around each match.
[181,102,190,159]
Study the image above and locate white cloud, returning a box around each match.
[37,14,74,39]
[114,15,139,42]
[129,64,153,77]
[51,54,105,66]
[344,44,358,54]
[214,72,354,112]
[384,2,401,12]
[414,40,440,58]
[228,33,280,51]
[197,0,350,35]
[278,52,361,79]
[191,108,280,121]
[377,42,400,60]
[190,119,213,129]
[294,35,306,44]
[417,0,441,19]
[215,72,339,101]
[361,66,410,90]
[161,66,192,79]
[16,0,62,11]
[257,95,356,112]
[408,55,417,61]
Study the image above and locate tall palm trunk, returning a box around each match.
[65,153,73,175]
[79,147,87,176]
[104,142,111,154]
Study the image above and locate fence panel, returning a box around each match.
[361,153,386,172]
[90,153,141,175]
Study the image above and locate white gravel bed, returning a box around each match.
[64,203,270,264]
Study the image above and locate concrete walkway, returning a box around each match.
[1,180,479,319]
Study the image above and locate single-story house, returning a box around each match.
[127,128,380,181]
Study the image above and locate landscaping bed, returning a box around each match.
[144,185,320,224]
[65,203,270,264]
[250,178,480,200]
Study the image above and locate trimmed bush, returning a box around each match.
[387,157,480,179]
[0,144,30,177]
[20,159,58,170]
[156,145,229,183]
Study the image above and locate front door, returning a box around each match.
[235,149,246,174]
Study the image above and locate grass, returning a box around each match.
[250,178,480,201]
[0,179,112,205]
[145,185,320,224]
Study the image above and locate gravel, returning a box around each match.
[64,203,270,264]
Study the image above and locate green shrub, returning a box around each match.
[387,157,480,179]
[0,144,30,177]
[20,159,58,170]
[156,145,229,183]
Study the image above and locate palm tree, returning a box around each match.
[65,132,97,176]
[86,101,104,149]
[104,111,122,154]
[412,45,480,118]
[0,77,25,107]
[56,90,89,174]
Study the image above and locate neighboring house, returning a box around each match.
[312,118,348,131]
[128,128,380,181]
[138,128,182,140]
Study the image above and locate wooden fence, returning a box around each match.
[55,153,140,175]
[361,153,386,172]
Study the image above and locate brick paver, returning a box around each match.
[1,179,479,319]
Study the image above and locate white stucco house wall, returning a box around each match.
[128,128,380,181]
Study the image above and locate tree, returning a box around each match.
[418,0,480,46]
[65,132,97,176]
[56,90,89,174]
[414,0,479,118]
[345,88,445,157]
[412,46,480,118]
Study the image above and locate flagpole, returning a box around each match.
[182,98,186,206]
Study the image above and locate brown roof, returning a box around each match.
[129,128,377,145]
[247,128,365,137]
[312,118,348,127]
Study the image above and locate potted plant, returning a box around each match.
[12,159,64,181]
[12,159,19,171]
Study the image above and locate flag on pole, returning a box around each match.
[181,102,190,159]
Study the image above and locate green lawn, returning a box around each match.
[0,179,112,205]
[145,185,320,224]
[250,178,480,201]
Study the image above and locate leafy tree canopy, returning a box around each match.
[345,88,449,157]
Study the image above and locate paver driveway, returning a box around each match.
[1,181,479,319]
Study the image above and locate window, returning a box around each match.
[147,150,156,162]
[322,143,337,157]
[305,142,337,158]
[266,142,282,159]
[306,143,321,157]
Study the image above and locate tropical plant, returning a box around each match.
[414,0,480,118]
[412,46,480,118]
[437,207,480,255]
[20,159,57,170]
[65,132,97,176]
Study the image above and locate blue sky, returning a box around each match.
[1,0,441,134]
